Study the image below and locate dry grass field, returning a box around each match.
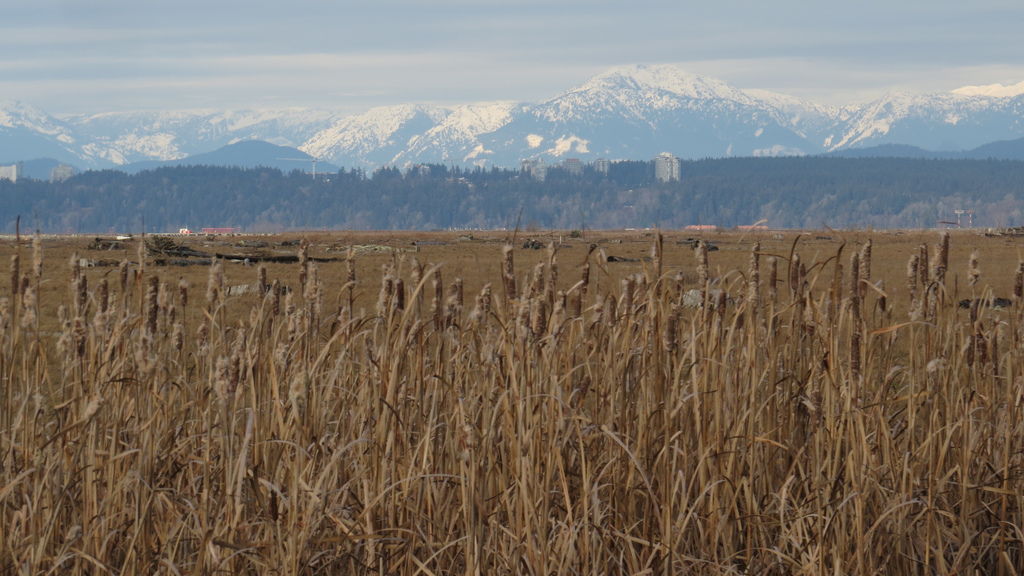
[3,227,1024,574]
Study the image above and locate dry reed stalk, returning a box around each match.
[849,252,862,383]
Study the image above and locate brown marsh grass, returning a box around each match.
[3,228,1024,574]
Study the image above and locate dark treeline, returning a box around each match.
[3,157,1024,233]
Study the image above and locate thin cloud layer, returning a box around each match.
[5,1,1024,114]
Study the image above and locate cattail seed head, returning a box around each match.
[10,254,19,298]
[32,234,42,280]
[696,241,709,287]
[858,240,871,299]
[968,251,980,287]
[146,276,159,336]
[934,231,949,283]
[502,244,517,301]
[206,258,223,305]
[257,265,268,294]
[1015,261,1024,301]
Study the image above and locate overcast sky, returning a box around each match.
[3,0,1023,115]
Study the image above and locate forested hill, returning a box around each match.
[3,157,1024,233]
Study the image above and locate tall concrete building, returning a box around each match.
[653,153,681,183]
[593,158,611,176]
[0,163,19,183]
[51,164,76,182]
[562,158,583,177]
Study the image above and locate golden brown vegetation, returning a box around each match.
[3,229,1024,574]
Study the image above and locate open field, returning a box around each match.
[4,228,1024,573]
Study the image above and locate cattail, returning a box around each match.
[32,234,42,280]
[918,244,929,290]
[1015,261,1024,301]
[347,248,358,310]
[10,254,19,298]
[651,231,664,283]
[933,231,949,284]
[119,259,129,295]
[394,278,406,312]
[431,268,443,330]
[470,283,492,324]
[178,277,189,310]
[580,260,591,308]
[967,251,980,287]
[545,261,558,309]
[298,240,309,293]
[20,285,36,329]
[849,252,861,318]
[451,278,464,313]
[858,240,871,300]
[877,279,887,314]
[172,322,184,352]
[907,254,920,320]
[696,240,709,287]
[146,275,159,336]
[257,265,268,294]
[96,278,108,315]
[663,306,678,352]
[377,267,394,317]
[530,297,547,340]
[271,280,282,316]
[620,276,635,319]
[73,316,86,359]
[206,257,223,306]
[907,253,919,297]
[526,262,543,300]
[789,254,801,299]
[767,257,778,304]
[747,242,761,310]
[501,244,517,301]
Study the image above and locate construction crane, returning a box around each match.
[276,156,322,179]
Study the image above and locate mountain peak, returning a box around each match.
[577,64,742,101]
[952,80,1024,98]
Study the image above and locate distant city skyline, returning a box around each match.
[4,1,1023,115]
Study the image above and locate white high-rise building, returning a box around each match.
[0,163,19,183]
[653,153,681,183]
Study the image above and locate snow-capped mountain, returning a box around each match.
[3,65,1024,171]
[67,108,338,166]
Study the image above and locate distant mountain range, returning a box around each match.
[3,64,1024,171]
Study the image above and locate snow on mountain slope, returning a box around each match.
[0,101,74,139]
[67,108,337,166]
[953,81,1024,98]
[300,104,451,167]
[393,101,519,166]
[831,91,1024,151]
